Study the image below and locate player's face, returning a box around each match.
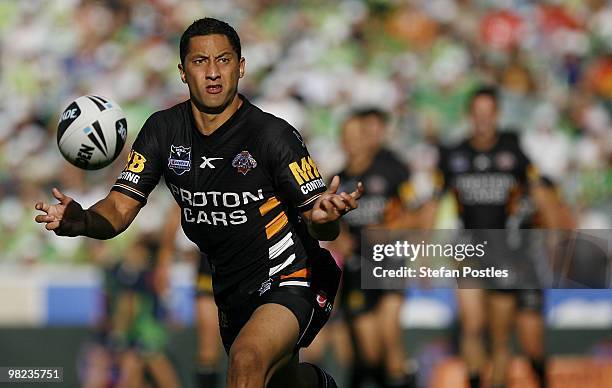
[362,114,385,150]
[179,34,245,114]
[469,95,498,139]
[342,117,370,158]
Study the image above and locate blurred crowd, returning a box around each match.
[1,0,610,263]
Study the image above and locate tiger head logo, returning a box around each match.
[232,151,257,175]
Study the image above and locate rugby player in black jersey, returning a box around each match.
[427,86,570,388]
[35,18,364,388]
[336,109,421,388]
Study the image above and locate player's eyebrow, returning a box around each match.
[190,52,208,59]
[215,51,232,59]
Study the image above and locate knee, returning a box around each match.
[490,327,512,349]
[461,316,485,336]
[462,323,484,337]
[228,345,265,381]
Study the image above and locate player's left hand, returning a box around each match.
[310,175,364,224]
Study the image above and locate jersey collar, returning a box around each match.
[190,94,252,140]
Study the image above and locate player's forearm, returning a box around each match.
[87,194,141,239]
[84,208,119,239]
[59,193,139,239]
[307,219,340,241]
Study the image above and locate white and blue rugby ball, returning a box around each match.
[57,95,128,170]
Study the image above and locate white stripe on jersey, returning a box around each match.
[269,254,296,276]
[112,183,146,199]
[269,232,293,260]
[297,192,323,209]
[279,280,311,287]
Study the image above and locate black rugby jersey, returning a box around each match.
[436,132,538,229]
[111,96,328,296]
[338,149,412,244]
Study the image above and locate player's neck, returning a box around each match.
[470,132,498,151]
[346,152,375,175]
[191,95,243,136]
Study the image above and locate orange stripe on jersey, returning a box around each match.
[265,211,288,239]
[259,196,280,216]
[281,268,310,280]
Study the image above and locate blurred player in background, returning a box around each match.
[35,17,364,388]
[80,240,117,388]
[507,176,575,388]
[428,86,573,388]
[157,204,223,388]
[83,237,180,388]
[335,108,421,388]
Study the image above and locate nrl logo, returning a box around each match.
[168,145,191,175]
[232,150,257,175]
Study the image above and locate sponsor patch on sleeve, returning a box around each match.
[288,156,326,194]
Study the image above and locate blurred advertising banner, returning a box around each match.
[0,263,195,327]
[361,229,611,290]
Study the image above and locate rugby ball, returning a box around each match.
[57,95,127,170]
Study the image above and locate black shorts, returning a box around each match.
[491,289,543,312]
[215,249,341,353]
[196,254,214,297]
[341,254,401,318]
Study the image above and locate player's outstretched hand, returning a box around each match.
[34,188,86,236]
[310,175,364,224]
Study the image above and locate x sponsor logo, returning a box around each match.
[200,156,223,169]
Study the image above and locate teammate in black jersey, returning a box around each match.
[429,86,569,388]
[336,109,419,388]
[35,18,363,388]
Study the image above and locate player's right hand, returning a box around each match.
[310,175,364,224]
[34,188,86,236]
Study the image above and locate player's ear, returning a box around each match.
[178,63,187,84]
[239,57,245,79]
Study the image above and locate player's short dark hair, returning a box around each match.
[180,18,241,64]
[467,85,499,111]
[351,107,390,124]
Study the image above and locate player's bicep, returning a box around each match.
[111,117,163,204]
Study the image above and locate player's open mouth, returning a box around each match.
[206,85,223,94]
